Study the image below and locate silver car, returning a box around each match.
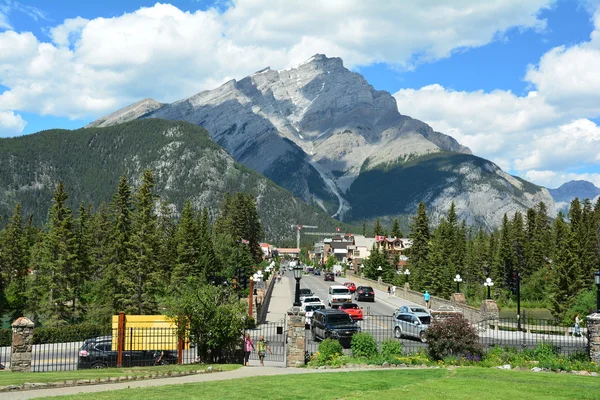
[393,312,431,342]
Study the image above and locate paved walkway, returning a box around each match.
[264,274,294,322]
[2,366,376,399]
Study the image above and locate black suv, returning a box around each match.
[324,272,335,281]
[77,336,178,369]
[355,286,375,302]
[310,309,361,348]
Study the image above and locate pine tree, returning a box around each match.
[364,244,390,280]
[0,203,28,318]
[407,202,430,290]
[172,200,200,284]
[373,219,384,237]
[362,222,366,237]
[548,212,578,319]
[391,218,403,238]
[123,170,160,314]
[198,207,220,282]
[71,203,93,319]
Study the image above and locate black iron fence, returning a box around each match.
[305,315,588,361]
[244,318,286,363]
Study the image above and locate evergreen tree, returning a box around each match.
[172,200,200,284]
[362,222,366,237]
[407,202,430,290]
[548,212,578,319]
[364,244,390,280]
[373,218,384,237]
[122,170,160,314]
[391,218,403,238]
[198,207,219,282]
[0,203,28,318]
[71,203,93,319]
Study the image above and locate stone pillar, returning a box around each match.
[451,293,466,304]
[480,300,500,320]
[286,309,306,367]
[587,313,600,363]
[11,317,35,372]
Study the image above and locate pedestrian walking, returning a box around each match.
[573,314,581,337]
[243,333,254,366]
[392,285,396,297]
[424,290,430,309]
[257,335,272,366]
[387,286,391,298]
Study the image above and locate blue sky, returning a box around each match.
[1,0,600,189]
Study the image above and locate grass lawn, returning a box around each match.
[0,364,241,387]
[41,367,600,400]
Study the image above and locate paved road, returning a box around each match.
[297,273,427,354]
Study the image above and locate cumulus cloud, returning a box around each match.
[0,110,26,136]
[393,5,600,189]
[0,1,553,119]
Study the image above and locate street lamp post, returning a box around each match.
[454,274,463,293]
[484,277,494,300]
[595,271,600,313]
[377,265,383,279]
[404,269,410,285]
[248,276,254,318]
[293,264,303,306]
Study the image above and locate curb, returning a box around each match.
[0,367,223,393]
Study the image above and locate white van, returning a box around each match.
[328,285,352,308]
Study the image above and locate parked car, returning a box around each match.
[343,282,357,293]
[77,336,178,369]
[339,302,364,321]
[299,288,313,302]
[393,305,430,317]
[310,309,361,348]
[304,303,326,329]
[324,272,335,281]
[301,296,323,306]
[393,312,431,342]
[354,286,375,302]
[328,285,352,307]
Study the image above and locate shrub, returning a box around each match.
[0,329,11,346]
[425,314,482,361]
[33,323,111,345]
[317,338,344,364]
[380,339,402,359]
[245,316,256,329]
[351,332,378,358]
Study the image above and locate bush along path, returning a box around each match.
[306,316,600,375]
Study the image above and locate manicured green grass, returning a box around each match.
[41,367,600,400]
[0,364,241,387]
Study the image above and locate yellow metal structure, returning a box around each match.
[111,315,188,351]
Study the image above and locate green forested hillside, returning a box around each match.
[0,119,352,244]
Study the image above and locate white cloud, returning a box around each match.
[393,4,600,189]
[525,170,600,189]
[0,1,553,120]
[0,110,26,136]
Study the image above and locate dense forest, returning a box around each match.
[363,199,600,324]
[0,170,264,328]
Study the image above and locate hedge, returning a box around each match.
[0,323,112,346]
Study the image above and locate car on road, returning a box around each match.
[343,282,357,293]
[354,286,375,302]
[301,296,323,306]
[338,302,364,321]
[328,285,352,307]
[393,305,430,317]
[77,336,178,369]
[299,288,313,302]
[310,309,361,348]
[324,272,335,281]
[313,269,321,276]
[393,312,431,343]
[303,303,326,329]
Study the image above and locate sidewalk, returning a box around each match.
[264,274,294,323]
[0,366,375,400]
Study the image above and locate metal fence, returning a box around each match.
[305,315,588,361]
[244,318,286,363]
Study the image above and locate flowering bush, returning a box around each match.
[313,339,343,365]
[425,314,482,361]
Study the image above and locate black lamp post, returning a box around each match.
[293,264,303,306]
[484,277,494,300]
[595,271,600,313]
[454,274,462,293]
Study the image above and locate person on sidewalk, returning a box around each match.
[573,314,581,337]
[257,335,272,366]
[424,290,430,309]
[387,286,391,298]
[244,333,254,366]
[392,285,396,297]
